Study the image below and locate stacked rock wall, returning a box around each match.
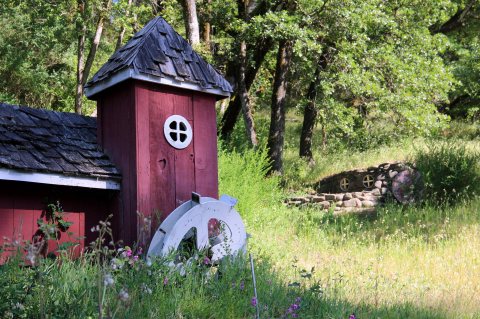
[315,162,409,194]
[287,190,383,213]
[287,162,419,214]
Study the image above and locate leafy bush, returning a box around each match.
[414,141,480,204]
[218,146,281,222]
[440,121,480,141]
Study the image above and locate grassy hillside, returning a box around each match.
[1,119,479,318]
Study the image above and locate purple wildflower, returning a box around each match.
[239,281,245,291]
[203,256,211,265]
[118,288,129,302]
[251,297,257,307]
[163,277,169,286]
[349,313,357,319]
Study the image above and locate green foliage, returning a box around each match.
[440,120,480,140]
[218,146,281,223]
[414,141,480,204]
[0,218,320,319]
[0,0,475,140]
[0,1,77,110]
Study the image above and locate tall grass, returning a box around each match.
[1,123,479,318]
[220,145,480,318]
[414,141,480,204]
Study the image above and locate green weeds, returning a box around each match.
[1,123,480,318]
[413,141,480,204]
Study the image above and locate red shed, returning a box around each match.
[0,17,232,260]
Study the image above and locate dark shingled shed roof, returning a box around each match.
[85,17,232,98]
[0,103,120,180]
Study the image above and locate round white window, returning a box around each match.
[163,115,193,149]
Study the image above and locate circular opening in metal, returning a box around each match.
[339,178,350,191]
[362,174,375,189]
[164,115,193,149]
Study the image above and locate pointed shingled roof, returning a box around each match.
[85,17,232,98]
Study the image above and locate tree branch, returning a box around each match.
[431,0,478,34]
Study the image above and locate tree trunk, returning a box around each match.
[238,40,258,146]
[235,0,257,146]
[83,13,106,86]
[201,0,211,49]
[151,0,164,14]
[219,38,273,139]
[115,0,133,51]
[75,0,109,115]
[267,39,293,174]
[299,67,321,162]
[218,0,272,140]
[181,0,200,45]
[75,1,87,115]
[299,51,330,160]
[431,0,477,34]
[202,22,211,46]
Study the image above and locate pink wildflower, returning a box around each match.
[203,256,211,265]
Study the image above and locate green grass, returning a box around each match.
[1,119,479,318]
[219,117,480,318]
[244,198,480,318]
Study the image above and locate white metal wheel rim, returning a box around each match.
[147,197,216,257]
[161,201,246,262]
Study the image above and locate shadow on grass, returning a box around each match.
[293,197,480,245]
[0,249,462,319]
[316,299,453,319]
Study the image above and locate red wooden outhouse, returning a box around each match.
[0,16,232,260]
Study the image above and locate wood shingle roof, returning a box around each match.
[0,103,120,181]
[85,17,232,98]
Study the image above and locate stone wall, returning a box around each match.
[315,162,410,194]
[286,162,420,214]
[287,190,383,214]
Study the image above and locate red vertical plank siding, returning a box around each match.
[0,196,14,240]
[144,85,176,223]
[97,99,104,148]
[13,197,41,244]
[0,195,14,262]
[0,181,110,263]
[173,92,196,207]
[135,85,152,245]
[98,82,137,245]
[94,80,221,244]
[59,212,84,258]
[79,212,85,253]
[193,93,219,199]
